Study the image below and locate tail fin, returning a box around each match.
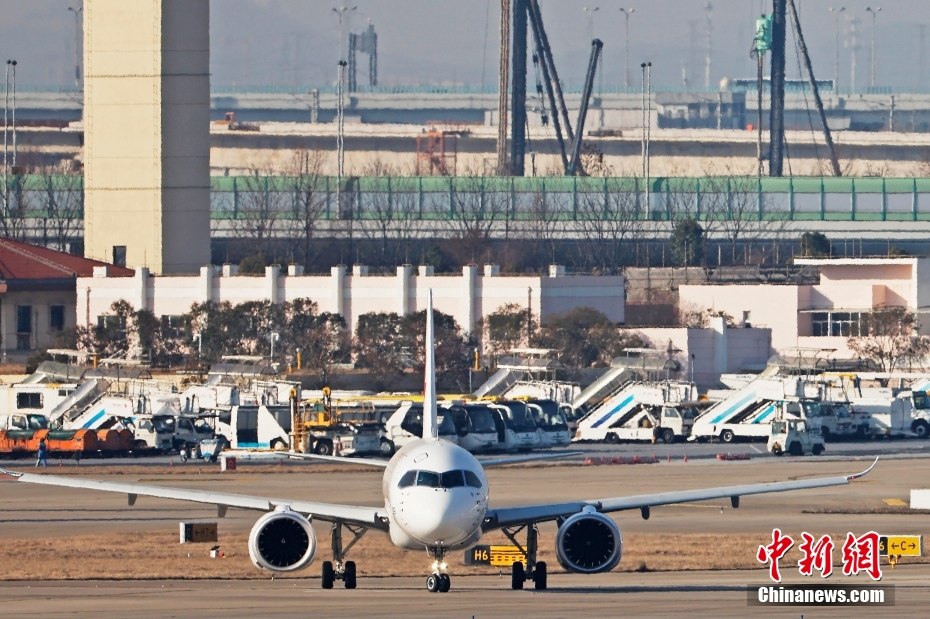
[423,290,439,440]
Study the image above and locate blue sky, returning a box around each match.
[2,1,928,92]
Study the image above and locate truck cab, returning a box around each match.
[380,402,458,455]
[524,399,572,448]
[768,418,825,456]
[486,400,540,452]
[444,403,498,453]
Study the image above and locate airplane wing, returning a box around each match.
[284,452,389,468]
[478,451,584,468]
[482,457,878,531]
[0,467,389,531]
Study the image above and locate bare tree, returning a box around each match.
[36,167,83,251]
[848,307,930,371]
[444,171,509,264]
[572,178,644,271]
[356,159,423,266]
[232,169,290,259]
[284,150,330,270]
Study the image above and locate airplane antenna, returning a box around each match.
[423,290,439,440]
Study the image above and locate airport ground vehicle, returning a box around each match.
[444,403,498,453]
[179,437,224,463]
[768,418,825,456]
[573,381,698,444]
[289,397,381,457]
[380,402,459,456]
[522,399,572,448]
[485,400,540,452]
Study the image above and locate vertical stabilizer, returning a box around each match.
[423,290,439,440]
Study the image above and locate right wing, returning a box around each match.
[0,467,389,530]
[483,458,877,531]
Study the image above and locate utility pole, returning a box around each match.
[828,7,846,93]
[68,5,83,89]
[849,14,860,93]
[866,6,881,89]
[497,0,510,174]
[619,8,634,89]
[752,14,773,177]
[704,2,713,90]
[511,0,528,176]
[769,0,785,177]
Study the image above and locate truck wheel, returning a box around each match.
[912,420,930,439]
[605,432,620,444]
[314,441,334,456]
[179,448,189,462]
[771,443,783,456]
[720,429,735,443]
[380,439,395,457]
[270,439,286,451]
[812,444,824,456]
[660,428,675,444]
[788,441,802,456]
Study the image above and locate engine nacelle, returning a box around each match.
[555,506,622,574]
[248,506,317,572]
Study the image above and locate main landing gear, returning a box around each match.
[321,522,367,589]
[502,523,547,590]
[425,547,452,593]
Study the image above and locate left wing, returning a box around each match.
[483,457,878,531]
[0,467,389,530]
[478,451,583,468]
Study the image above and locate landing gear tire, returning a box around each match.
[426,574,440,593]
[438,573,451,593]
[344,560,357,589]
[322,561,335,589]
[533,561,547,590]
[511,561,525,590]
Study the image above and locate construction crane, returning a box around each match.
[499,0,600,176]
[567,39,603,176]
[347,22,378,93]
[768,0,840,176]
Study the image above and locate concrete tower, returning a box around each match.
[83,0,210,274]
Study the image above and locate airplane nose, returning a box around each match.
[400,491,478,544]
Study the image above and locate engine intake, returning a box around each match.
[555,507,622,574]
[248,506,317,572]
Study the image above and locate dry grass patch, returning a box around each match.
[4,529,925,581]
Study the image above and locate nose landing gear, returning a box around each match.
[426,548,451,592]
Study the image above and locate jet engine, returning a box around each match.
[555,506,622,574]
[248,506,317,571]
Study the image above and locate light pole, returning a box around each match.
[68,5,83,89]
[641,61,652,209]
[269,332,279,363]
[582,6,600,42]
[332,5,358,62]
[866,6,882,89]
[828,7,846,92]
[703,2,713,90]
[619,8,634,89]
[8,60,15,169]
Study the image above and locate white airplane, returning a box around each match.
[1,292,877,593]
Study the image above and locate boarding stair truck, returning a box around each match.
[379,402,460,456]
[45,378,110,428]
[443,403,499,453]
[768,417,825,456]
[689,377,816,443]
[521,399,572,448]
[484,400,541,452]
[572,380,697,444]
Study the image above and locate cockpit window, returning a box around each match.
[398,470,417,488]
[416,470,440,488]
[464,470,482,488]
[440,470,465,488]
[399,469,482,489]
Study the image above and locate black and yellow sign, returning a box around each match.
[879,535,922,557]
[465,544,526,567]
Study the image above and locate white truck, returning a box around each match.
[768,418,825,456]
[380,402,460,455]
[573,380,697,444]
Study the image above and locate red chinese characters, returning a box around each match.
[756,528,795,583]
[797,532,835,578]
[841,531,883,581]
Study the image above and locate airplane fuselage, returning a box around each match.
[382,437,489,551]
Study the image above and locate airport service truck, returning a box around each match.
[572,380,697,444]
[768,418,825,456]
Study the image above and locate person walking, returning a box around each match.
[35,438,48,468]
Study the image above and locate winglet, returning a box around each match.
[0,467,23,479]
[846,456,879,482]
[422,290,439,440]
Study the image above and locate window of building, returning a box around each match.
[50,305,65,331]
[15,305,32,350]
[810,311,869,337]
[112,245,127,267]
